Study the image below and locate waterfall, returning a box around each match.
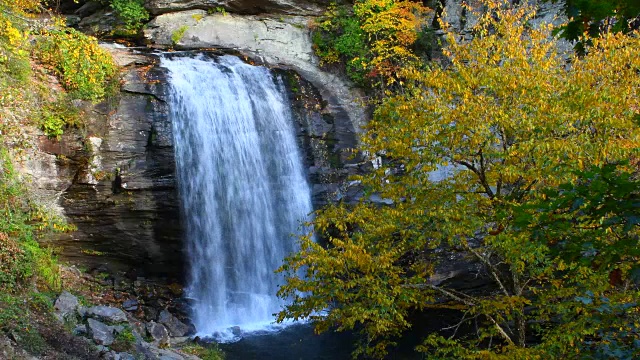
[162,54,313,339]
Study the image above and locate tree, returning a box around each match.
[311,0,429,90]
[277,1,640,358]
[549,0,640,53]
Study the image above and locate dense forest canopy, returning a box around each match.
[278,0,640,358]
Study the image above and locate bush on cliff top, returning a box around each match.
[34,26,118,101]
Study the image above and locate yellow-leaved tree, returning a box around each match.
[278,1,640,358]
[311,0,429,91]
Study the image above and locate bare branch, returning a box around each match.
[405,282,515,345]
[467,247,510,296]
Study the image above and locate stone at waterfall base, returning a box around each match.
[158,310,193,337]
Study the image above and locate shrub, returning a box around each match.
[0,12,31,87]
[38,98,81,138]
[111,327,136,352]
[0,232,29,287]
[34,27,118,101]
[110,0,149,31]
[0,293,48,355]
[311,1,429,90]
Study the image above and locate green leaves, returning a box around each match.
[38,98,81,138]
[514,163,640,268]
[549,0,640,54]
[34,27,118,101]
[311,0,429,90]
[110,0,149,31]
[280,1,640,358]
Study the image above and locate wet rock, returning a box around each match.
[86,306,128,323]
[170,298,192,319]
[157,310,191,337]
[87,318,115,346]
[167,283,183,296]
[54,291,79,322]
[231,326,241,336]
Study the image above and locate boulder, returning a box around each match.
[142,306,159,322]
[146,321,170,346]
[77,7,120,37]
[86,306,128,323]
[146,11,314,64]
[87,318,115,346]
[53,291,79,322]
[103,351,118,360]
[103,351,137,360]
[157,310,191,337]
[122,299,139,312]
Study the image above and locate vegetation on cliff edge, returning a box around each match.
[0,1,116,355]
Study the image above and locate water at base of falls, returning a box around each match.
[162,54,313,341]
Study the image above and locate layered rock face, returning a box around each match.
[36,48,185,278]
[144,10,367,137]
[28,0,369,279]
[145,0,340,15]
[29,45,363,279]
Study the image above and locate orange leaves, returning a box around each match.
[355,0,430,82]
[312,0,430,90]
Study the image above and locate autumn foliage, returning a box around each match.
[311,0,429,90]
[35,27,118,101]
[279,0,640,358]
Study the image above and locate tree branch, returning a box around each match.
[404,282,516,345]
[467,246,510,296]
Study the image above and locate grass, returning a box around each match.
[0,148,78,358]
[0,150,62,291]
[111,326,137,352]
[181,343,226,360]
[0,293,49,355]
[171,25,189,45]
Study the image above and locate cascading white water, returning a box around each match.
[162,54,313,340]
